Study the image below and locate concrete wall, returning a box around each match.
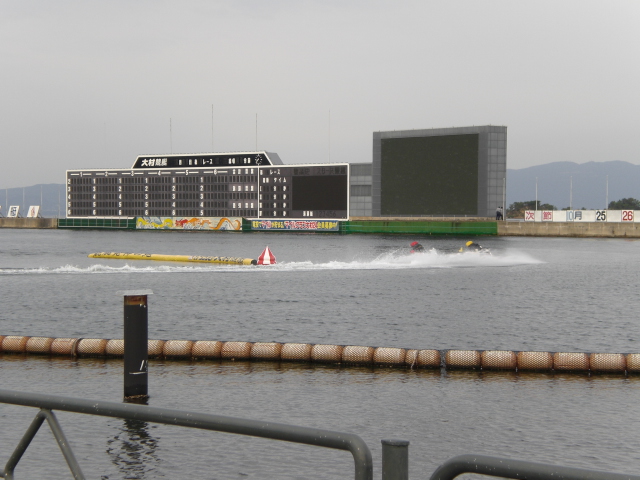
[0,218,57,228]
[349,163,372,217]
[498,221,640,237]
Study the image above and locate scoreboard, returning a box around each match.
[66,153,349,220]
[260,165,349,219]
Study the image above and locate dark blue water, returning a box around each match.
[1,230,640,479]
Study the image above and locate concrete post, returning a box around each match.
[382,439,409,480]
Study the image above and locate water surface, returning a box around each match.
[1,230,639,479]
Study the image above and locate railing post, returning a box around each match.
[120,290,153,400]
[381,439,409,480]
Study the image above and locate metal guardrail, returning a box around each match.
[0,389,372,480]
[2,389,639,480]
[429,454,640,480]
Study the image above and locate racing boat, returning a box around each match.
[459,241,491,254]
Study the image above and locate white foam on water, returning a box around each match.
[272,248,543,271]
[0,249,542,275]
[0,264,220,275]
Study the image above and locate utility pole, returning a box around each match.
[328,109,331,163]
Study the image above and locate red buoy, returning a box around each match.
[257,246,276,265]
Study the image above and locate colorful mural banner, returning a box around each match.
[136,217,242,231]
[250,220,340,231]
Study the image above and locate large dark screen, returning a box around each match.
[381,134,479,215]
[292,175,348,211]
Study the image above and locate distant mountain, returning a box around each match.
[507,161,640,210]
[1,184,66,218]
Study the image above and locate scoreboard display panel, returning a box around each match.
[380,134,479,215]
[259,165,348,219]
[66,159,349,220]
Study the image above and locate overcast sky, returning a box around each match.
[1,0,638,189]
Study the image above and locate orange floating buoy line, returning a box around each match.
[1,335,640,375]
[88,247,277,266]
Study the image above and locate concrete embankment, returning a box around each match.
[0,218,57,229]
[3,216,640,237]
[498,221,640,238]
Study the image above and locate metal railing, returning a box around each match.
[2,389,639,480]
[429,454,640,480]
[0,389,372,480]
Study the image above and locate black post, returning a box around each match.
[381,439,409,480]
[122,291,152,400]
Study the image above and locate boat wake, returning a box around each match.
[275,248,542,271]
[0,249,542,275]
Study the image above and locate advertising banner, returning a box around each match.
[7,206,20,218]
[522,210,639,223]
[136,217,242,231]
[26,206,40,218]
[250,220,340,231]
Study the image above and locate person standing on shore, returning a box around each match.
[496,206,503,220]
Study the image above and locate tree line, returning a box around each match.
[506,198,640,219]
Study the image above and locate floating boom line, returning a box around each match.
[88,252,257,266]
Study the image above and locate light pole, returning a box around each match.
[502,177,506,220]
[569,176,573,211]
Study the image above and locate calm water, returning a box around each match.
[1,229,640,479]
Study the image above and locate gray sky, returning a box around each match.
[1,0,639,189]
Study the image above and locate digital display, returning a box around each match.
[381,134,479,215]
[66,163,349,220]
[292,176,348,211]
[258,165,348,219]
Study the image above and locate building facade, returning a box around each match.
[349,163,372,217]
[65,125,507,223]
[66,152,349,221]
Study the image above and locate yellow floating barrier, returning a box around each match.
[88,252,257,265]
